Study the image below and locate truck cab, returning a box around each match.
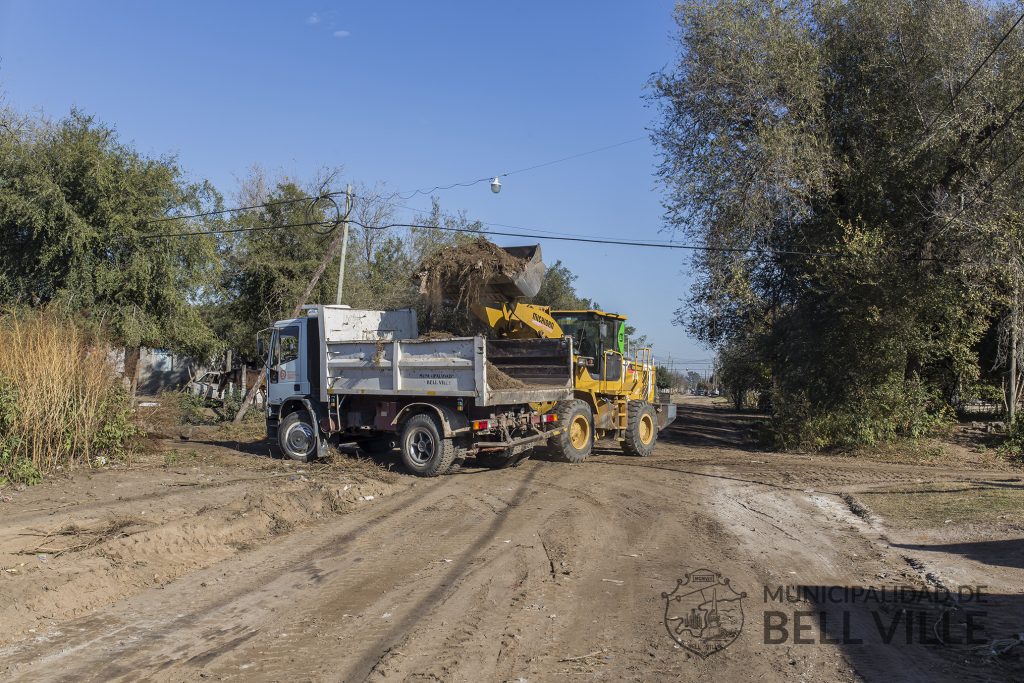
[263,315,314,448]
[263,306,418,457]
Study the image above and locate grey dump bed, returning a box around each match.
[319,335,574,406]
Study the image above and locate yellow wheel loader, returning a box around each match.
[468,245,676,462]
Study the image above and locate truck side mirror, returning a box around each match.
[257,337,265,358]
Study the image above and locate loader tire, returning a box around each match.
[399,413,455,477]
[621,401,657,457]
[279,411,320,463]
[547,400,593,463]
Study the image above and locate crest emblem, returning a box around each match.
[662,569,746,657]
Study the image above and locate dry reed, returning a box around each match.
[0,311,135,483]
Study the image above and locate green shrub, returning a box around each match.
[999,417,1024,465]
[775,376,953,451]
[179,392,217,425]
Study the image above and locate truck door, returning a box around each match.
[268,323,307,405]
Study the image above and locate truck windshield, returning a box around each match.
[270,325,300,383]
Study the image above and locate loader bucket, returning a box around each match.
[483,245,546,300]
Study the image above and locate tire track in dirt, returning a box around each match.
[2,402,1021,682]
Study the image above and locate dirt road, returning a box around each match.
[1,401,1022,682]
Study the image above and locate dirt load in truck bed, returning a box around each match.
[485,361,527,390]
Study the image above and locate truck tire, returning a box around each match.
[279,411,320,462]
[399,413,456,477]
[547,400,593,463]
[621,401,657,457]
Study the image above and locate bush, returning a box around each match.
[0,311,138,485]
[775,376,952,451]
[999,417,1024,465]
[178,392,216,425]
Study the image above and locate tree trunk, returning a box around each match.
[124,346,142,397]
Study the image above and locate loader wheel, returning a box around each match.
[547,400,593,463]
[279,411,320,463]
[621,401,657,457]
[399,413,455,477]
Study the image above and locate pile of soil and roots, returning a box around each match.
[486,361,527,390]
[416,237,528,309]
[417,330,455,341]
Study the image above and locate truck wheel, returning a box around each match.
[621,401,657,457]
[399,413,455,477]
[548,400,593,463]
[279,411,320,462]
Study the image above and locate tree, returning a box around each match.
[651,0,1024,447]
[342,184,418,312]
[716,338,769,411]
[216,178,341,358]
[533,260,593,309]
[656,365,686,391]
[0,109,222,360]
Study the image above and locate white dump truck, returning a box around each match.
[260,305,575,476]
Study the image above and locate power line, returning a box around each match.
[916,10,1024,142]
[932,145,1024,235]
[139,215,975,263]
[141,217,845,258]
[141,185,696,247]
[139,218,336,240]
[966,91,1024,164]
[146,192,343,224]
[392,135,646,200]
[384,198,683,242]
[501,136,647,176]
[141,198,1024,267]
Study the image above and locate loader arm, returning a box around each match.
[470,302,564,339]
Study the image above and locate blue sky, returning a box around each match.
[0,1,713,371]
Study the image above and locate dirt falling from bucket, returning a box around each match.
[416,237,528,309]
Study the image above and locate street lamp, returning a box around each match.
[490,177,502,194]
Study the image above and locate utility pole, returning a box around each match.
[233,201,354,424]
[1011,304,1017,425]
[1011,245,1019,425]
[335,184,352,305]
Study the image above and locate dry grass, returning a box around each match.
[321,450,401,484]
[856,481,1024,529]
[0,311,136,484]
[19,515,145,557]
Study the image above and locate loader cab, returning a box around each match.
[552,310,627,380]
